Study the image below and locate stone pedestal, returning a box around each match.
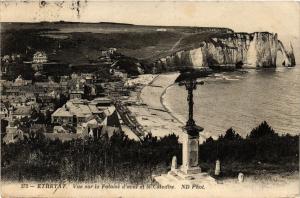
[181,133,201,174]
[153,133,215,186]
[153,123,216,186]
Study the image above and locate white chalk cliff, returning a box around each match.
[151,32,295,70]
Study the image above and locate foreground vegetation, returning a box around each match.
[199,121,299,178]
[1,121,298,183]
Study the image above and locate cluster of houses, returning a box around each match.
[2,98,120,144]
[1,75,121,143]
[0,48,139,144]
[51,98,119,136]
[0,76,123,144]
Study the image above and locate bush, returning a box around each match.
[199,121,299,164]
[1,131,180,183]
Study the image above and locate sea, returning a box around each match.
[164,65,300,138]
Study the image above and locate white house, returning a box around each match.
[33,51,48,63]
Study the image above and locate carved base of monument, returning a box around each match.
[181,132,201,174]
[153,131,216,186]
[153,167,216,186]
[180,166,202,175]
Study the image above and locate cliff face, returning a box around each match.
[151,32,295,71]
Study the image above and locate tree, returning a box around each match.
[55,94,68,108]
[223,128,242,141]
[205,136,214,144]
[248,121,277,139]
[83,85,92,99]
[1,119,9,135]
[31,108,39,120]
[44,109,52,125]
[30,109,45,124]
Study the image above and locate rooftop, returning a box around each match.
[11,106,32,115]
[52,107,73,117]
[52,98,114,118]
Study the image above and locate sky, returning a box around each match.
[1,1,300,57]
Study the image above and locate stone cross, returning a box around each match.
[176,70,205,174]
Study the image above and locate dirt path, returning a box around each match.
[170,36,184,51]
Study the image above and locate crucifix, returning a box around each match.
[176,69,205,174]
[177,72,204,137]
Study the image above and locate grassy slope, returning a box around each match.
[1,22,234,64]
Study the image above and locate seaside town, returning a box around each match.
[0,48,159,143]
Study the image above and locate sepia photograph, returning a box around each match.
[0,1,299,197]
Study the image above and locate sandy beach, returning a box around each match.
[125,72,190,142]
[125,73,179,137]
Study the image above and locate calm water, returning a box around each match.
[164,66,300,137]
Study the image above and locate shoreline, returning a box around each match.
[127,72,185,141]
[159,82,185,126]
[135,72,210,141]
[137,74,160,102]
[127,72,210,142]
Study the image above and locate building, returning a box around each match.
[101,48,117,59]
[10,106,32,120]
[101,51,110,58]
[51,98,110,126]
[36,93,56,114]
[81,73,95,84]
[101,81,128,98]
[0,102,10,118]
[111,69,128,80]
[33,51,48,64]
[1,55,11,63]
[2,80,62,106]
[51,98,119,134]
[3,125,25,144]
[32,51,48,71]
[108,48,117,54]
[14,75,32,86]
[1,95,36,108]
[70,90,84,99]
[69,83,85,99]
[34,81,61,92]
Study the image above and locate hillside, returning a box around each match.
[0,22,233,64]
[1,22,295,73]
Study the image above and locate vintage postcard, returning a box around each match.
[0,1,299,197]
